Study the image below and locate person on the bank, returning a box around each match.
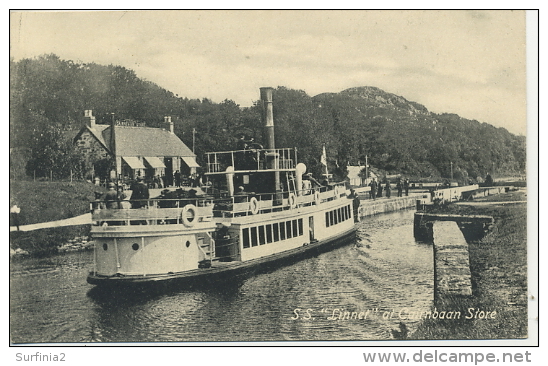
[10,205,21,231]
[349,189,360,222]
[377,180,383,198]
[369,179,377,200]
[404,178,410,196]
[385,181,391,198]
[396,179,403,197]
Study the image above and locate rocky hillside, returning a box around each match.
[10,55,526,183]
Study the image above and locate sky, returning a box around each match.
[10,10,530,135]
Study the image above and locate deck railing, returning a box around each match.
[91,182,347,226]
[205,148,296,174]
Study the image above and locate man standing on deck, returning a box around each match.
[104,182,119,209]
[213,222,232,261]
[130,176,150,208]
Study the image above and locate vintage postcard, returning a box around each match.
[9,10,536,353]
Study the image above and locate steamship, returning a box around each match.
[87,88,357,287]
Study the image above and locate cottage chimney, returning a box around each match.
[84,110,96,127]
[165,116,174,134]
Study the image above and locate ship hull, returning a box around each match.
[87,227,356,288]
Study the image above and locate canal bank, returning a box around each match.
[410,189,528,340]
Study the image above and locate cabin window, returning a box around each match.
[298,218,303,236]
[344,205,348,221]
[326,212,330,227]
[286,221,292,239]
[259,225,266,245]
[132,243,139,251]
[280,221,286,240]
[347,205,351,220]
[292,220,298,237]
[266,224,273,243]
[338,208,342,223]
[273,223,280,242]
[242,228,250,248]
[251,227,258,247]
[103,243,108,251]
[330,210,335,226]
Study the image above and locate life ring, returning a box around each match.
[314,191,321,205]
[249,197,259,215]
[181,204,197,227]
[289,193,297,209]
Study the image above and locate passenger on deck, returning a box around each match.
[234,186,247,204]
[104,183,119,209]
[302,175,312,195]
[213,222,232,262]
[174,170,182,187]
[130,176,150,208]
[117,185,131,209]
[306,173,322,188]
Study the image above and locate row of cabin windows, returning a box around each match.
[325,205,352,228]
[242,219,304,249]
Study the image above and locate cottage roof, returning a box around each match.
[75,122,195,158]
[89,125,110,147]
[103,125,195,158]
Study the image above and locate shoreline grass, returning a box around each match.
[411,190,528,340]
[9,180,105,255]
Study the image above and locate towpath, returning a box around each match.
[9,213,92,232]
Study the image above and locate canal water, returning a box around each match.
[10,209,433,343]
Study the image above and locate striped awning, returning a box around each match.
[122,156,146,169]
[181,156,200,168]
[144,156,166,169]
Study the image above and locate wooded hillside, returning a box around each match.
[10,54,526,183]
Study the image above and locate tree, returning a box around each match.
[25,120,84,179]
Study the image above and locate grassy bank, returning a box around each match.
[9,180,106,255]
[411,190,528,340]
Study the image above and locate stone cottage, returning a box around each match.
[73,110,199,185]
